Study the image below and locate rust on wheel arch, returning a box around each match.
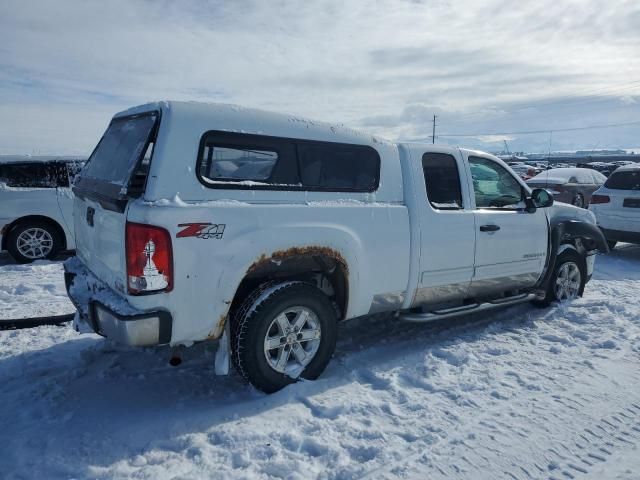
[244,245,350,320]
[206,246,351,340]
[247,245,349,277]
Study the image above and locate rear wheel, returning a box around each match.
[7,221,62,263]
[230,282,337,393]
[535,249,586,307]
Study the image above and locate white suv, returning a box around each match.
[0,158,84,263]
[64,102,607,392]
[589,163,640,249]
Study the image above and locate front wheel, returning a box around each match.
[535,249,586,307]
[230,282,337,393]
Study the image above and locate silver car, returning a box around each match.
[526,168,607,208]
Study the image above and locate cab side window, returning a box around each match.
[421,152,463,210]
[469,156,523,209]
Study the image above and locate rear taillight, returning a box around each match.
[590,194,610,204]
[126,222,173,294]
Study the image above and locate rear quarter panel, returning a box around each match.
[126,200,410,344]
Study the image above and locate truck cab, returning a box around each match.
[399,144,551,310]
[65,102,608,393]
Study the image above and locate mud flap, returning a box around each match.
[214,320,231,375]
[72,311,94,334]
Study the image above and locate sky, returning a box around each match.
[1,0,639,156]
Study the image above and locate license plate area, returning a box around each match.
[623,198,640,208]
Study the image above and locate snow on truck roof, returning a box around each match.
[114,101,393,148]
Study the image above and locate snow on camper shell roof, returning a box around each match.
[113,101,392,147]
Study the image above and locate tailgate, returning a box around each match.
[73,195,127,292]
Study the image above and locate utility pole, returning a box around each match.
[432,115,437,144]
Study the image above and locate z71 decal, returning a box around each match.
[177,223,226,239]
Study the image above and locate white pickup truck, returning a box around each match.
[64,102,607,392]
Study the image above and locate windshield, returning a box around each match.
[81,112,157,187]
[604,170,640,190]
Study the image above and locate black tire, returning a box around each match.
[607,240,617,251]
[6,221,62,264]
[534,249,587,307]
[230,282,337,393]
[571,193,585,208]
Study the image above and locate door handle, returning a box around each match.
[480,224,500,232]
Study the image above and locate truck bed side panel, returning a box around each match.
[125,201,410,344]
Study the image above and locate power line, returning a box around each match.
[439,120,640,138]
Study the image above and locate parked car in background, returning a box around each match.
[508,163,539,180]
[526,168,607,208]
[589,163,640,249]
[64,101,606,393]
[0,157,84,263]
[530,161,553,170]
[576,161,616,177]
[610,160,636,168]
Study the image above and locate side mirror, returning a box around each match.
[530,188,554,208]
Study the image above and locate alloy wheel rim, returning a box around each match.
[554,262,581,301]
[16,228,53,259]
[263,306,321,377]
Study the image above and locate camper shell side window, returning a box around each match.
[197,131,381,193]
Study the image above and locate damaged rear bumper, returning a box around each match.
[63,257,172,346]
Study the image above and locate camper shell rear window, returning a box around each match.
[197,131,380,192]
[74,111,159,210]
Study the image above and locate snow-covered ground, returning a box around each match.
[0,253,74,320]
[1,246,640,479]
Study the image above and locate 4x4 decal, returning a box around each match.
[177,223,226,239]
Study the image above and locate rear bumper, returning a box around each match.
[64,257,172,346]
[601,228,640,244]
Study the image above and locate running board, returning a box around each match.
[401,292,542,323]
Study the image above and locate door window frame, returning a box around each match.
[421,151,465,211]
[464,154,531,211]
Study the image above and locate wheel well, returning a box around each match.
[2,216,67,251]
[230,247,349,321]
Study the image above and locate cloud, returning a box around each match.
[0,0,639,154]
